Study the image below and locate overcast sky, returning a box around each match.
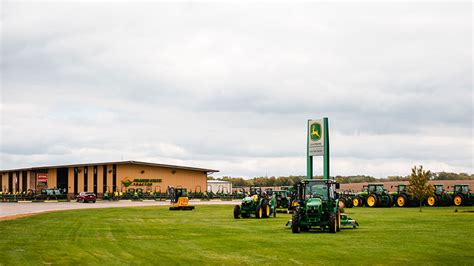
[0,1,472,178]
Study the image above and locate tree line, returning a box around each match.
[208,172,473,187]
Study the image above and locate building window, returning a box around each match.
[103,165,107,193]
[112,164,117,192]
[74,167,78,195]
[84,167,88,192]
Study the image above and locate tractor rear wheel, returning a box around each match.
[233,205,240,219]
[367,195,378,207]
[291,211,300,233]
[255,206,262,219]
[397,195,407,207]
[264,205,270,218]
[426,196,437,207]
[454,195,463,206]
[329,212,337,233]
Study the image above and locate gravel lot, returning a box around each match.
[0,200,238,219]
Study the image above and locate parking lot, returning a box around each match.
[0,200,238,220]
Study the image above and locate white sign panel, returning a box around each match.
[308,119,324,156]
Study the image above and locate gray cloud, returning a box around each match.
[1,2,472,177]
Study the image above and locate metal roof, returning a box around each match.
[0,160,219,174]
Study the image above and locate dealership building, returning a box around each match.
[0,161,219,198]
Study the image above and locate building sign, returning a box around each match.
[308,119,325,156]
[121,177,162,187]
[37,173,48,186]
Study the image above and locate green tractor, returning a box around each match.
[233,187,275,219]
[338,190,356,208]
[426,184,452,207]
[364,184,393,207]
[290,179,358,233]
[448,184,473,206]
[391,184,417,207]
[353,184,392,207]
[272,190,291,213]
[352,185,368,207]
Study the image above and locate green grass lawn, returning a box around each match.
[1,205,473,265]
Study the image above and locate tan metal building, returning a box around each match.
[0,160,218,198]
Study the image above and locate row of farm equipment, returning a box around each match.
[0,188,68,202]
[338,184,474,208]
[233,180,360,234]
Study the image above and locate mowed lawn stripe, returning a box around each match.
[0,205,473,265]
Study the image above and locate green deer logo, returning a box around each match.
[310,123,321,141]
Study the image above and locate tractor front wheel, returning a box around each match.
[352,197,360,207]
[291,212,300,233]
[233,205,240,219]
[329,212,337,233]
[454,195,463,206]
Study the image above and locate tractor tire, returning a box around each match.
[255,206,262,219]
[263,205,270,218]
[454,195,463,206]
[233,205,241,219]
[443,194,453,206]
[367,195,378,207]
[347,198,354,208]
[336,209,341,232]
[426,195,437,207]
[397,195,407,207]
[291,211,300,233]
[352,197,361,207]
[329,212,337,233]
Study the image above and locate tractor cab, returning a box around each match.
[453,185,470,194]
[434,185,444,194]
[273,190,290,210]
[394,184,408,193]
[368,184,387,194]
[249,187,262,197]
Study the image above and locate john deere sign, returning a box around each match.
[121,177,162,187]
[308,119,324,156]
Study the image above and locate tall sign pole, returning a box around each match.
[307,117,330,180]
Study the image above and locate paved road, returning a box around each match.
[0,200,239,219]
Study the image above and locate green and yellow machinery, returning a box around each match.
[233,187,275,219]
[353,184,392,207]
[169,187,195,210]
[365,184,393,207]
[448,184,473,206]
[352,185,368,207]
[273,190,291,213]
[338,190,356,208]
[290,179,358,233]
[426,184,452,207]
[391,184,417,207]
